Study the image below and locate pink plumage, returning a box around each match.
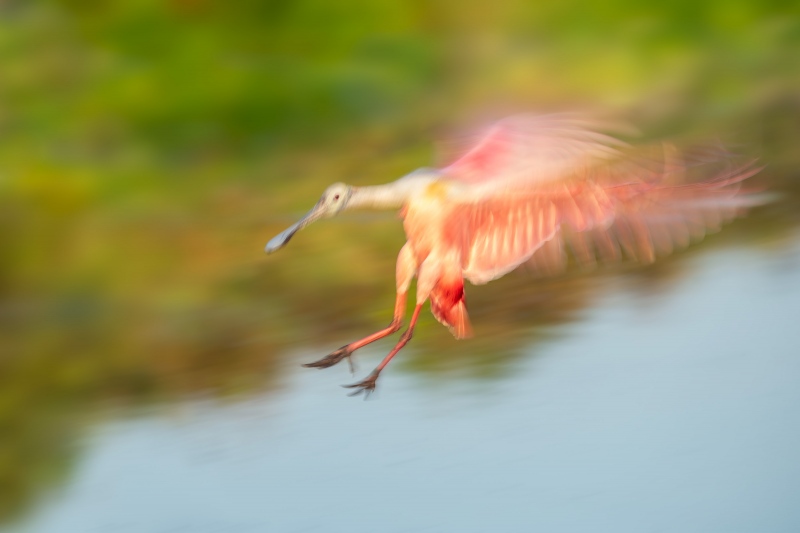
[269,113,764,396]
[437,115,762,284]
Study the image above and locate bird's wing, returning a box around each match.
[442,113,627,189]
[450,158,763,285]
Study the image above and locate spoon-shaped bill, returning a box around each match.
[265,222,301,253]
[264,203,325,254]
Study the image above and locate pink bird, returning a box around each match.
[266,114,762,396]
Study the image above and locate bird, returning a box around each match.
[265,114,763,396]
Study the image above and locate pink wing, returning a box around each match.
[445,153,763,285]
[443,114,627,188]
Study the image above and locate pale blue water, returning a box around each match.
[8,236,800,533]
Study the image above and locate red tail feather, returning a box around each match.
[430,280,473,339]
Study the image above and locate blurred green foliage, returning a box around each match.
[1,0,799,525]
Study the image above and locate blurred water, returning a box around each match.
[7,234,800,533]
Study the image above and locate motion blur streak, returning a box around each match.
[269,114,763,395]
[0,0,798,531]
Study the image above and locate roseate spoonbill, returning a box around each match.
[266,114,762,396]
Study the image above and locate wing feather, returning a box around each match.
[452,159,763,284]
[444,114,628,189]
[439,114,763,284]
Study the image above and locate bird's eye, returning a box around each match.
[334,194,340,200]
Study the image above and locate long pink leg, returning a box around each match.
[342,249,440,397]
[302,292,407,370]
[303,243,417,371]
[343,303,423,396]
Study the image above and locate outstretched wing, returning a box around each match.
[443,113,628,189]
[444,146,762,285]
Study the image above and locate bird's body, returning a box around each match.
[402,178,474,338]
[266,114,763,395]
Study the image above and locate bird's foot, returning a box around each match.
[303,346,355,373]
[343,371,380,398]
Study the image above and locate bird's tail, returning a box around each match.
[430,280,473,339]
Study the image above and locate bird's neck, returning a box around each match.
[348,184,405,209]
[348,170,439,210]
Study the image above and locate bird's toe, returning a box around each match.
[302,346,352,369]
[343,371,380,398]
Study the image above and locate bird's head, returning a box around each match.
[265,182,353,253]
[316,182,353,216]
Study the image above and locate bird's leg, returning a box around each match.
[304,243,416,372]
[343,303,423,397]
[302,292,407,370]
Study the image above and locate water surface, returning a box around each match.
[8,233,800,533]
